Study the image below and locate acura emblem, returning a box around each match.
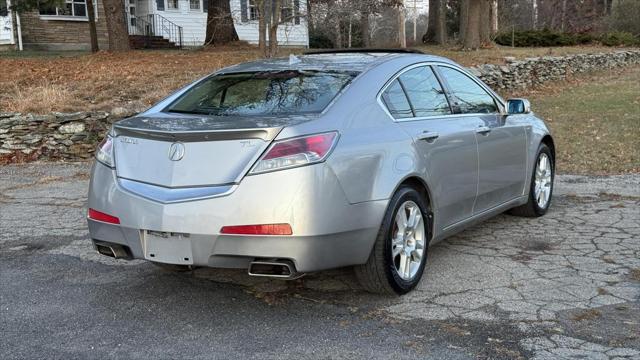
[168,142,185,161]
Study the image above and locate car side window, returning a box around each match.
[398,66,451,117]
[438,66,498,114]
[381,79,413,119]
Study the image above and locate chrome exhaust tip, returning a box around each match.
[248,259,303,279]
[93,241,132,260]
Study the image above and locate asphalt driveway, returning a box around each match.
[1,163,638,359]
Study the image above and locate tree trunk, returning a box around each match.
[348,16,352,48]
[531,0,538,30]
[258,0,267,52]
[360,11,370,47]
[490,0,498,34]
[463,0,481,50]
[307,0,313,32]
[267,0,281,58]
[435,0,447,44]
[335,20,342,48]
[86,0,99,52]
[102,0,130,51]
[480,0,492,46]
[459,0,469,41]
[423,0,438,43]
[561,0,567,31]
[204,0,239,46]
[398,6,406,48]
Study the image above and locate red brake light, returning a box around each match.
[250,132,338,174]
[88,208,120,224]
[220,224,293,236]
[263,133,336,160]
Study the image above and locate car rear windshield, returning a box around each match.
[166,70,357,116]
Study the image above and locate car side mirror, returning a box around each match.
[507,98,531,114]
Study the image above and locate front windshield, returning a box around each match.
[166,70,357,116]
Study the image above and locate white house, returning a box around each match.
[1,0,308,51]
[0,0,15,47]
[127,0,309,47]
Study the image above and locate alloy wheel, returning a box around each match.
[391,201,426,281]
[534,153,552,209]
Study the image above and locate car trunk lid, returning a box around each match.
[111,114,312,188]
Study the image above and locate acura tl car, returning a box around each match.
[87,49,555,294]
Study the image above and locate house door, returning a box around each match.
[0,0,14,45]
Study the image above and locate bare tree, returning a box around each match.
[398,5,406,47]
[204,0,239,46]
[102,0,129,51]
[423,0,446,44]
[462,0,481,49]
[86,0,98,52]
[459,0,469,41]
[479,0,492,46]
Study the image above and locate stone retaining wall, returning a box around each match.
[1,50,639,162]
[0,112,115,161]
[469,50,640,90]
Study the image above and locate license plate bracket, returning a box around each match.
[143,230,193,265]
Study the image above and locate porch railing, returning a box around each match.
[126,13,183,49]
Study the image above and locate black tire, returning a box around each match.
[355,186,430,295]
[151,262,194,272]
[508,143,554,217]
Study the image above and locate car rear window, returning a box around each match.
[167,70,357,116]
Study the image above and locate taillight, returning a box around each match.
[220,224,293,236]
[88,208,120,224]
[250,132,338,174]
[96,135,114,168]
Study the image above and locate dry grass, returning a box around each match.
[571,308,602,321]
[1,44,635,114]
[521,66,640,175]
[0,46,290,114]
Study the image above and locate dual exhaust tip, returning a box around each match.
[94,241,302,280]
[94,241,132,260]
[248,259,303,280]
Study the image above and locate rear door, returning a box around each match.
[381,65,479,230]
[437,65,528,213]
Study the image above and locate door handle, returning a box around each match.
[476,126,492,135]
[417,131,440,142]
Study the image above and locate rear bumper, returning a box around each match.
[87,162,387,272]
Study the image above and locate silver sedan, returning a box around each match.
[87,50,555,294]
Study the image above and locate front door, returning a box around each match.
[381,65,479,231]
[437,65,528,213]
[0,0,14,45]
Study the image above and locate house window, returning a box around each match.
[248,0,258,21]
[189,0,200,10]
[281,0,293,23]
[39,0,92,19]
[167,0,179,10]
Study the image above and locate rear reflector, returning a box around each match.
[220,224,292,236]
[88,208,120,224]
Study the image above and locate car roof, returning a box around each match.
[215,51,458,74]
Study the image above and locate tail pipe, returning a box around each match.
[93,241,132,260]
[248,259,304,280]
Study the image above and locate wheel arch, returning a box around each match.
[541,135,556,163]
[392,175,435,242]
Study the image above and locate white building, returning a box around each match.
[0,0,15,47]
[127,0,309,47]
